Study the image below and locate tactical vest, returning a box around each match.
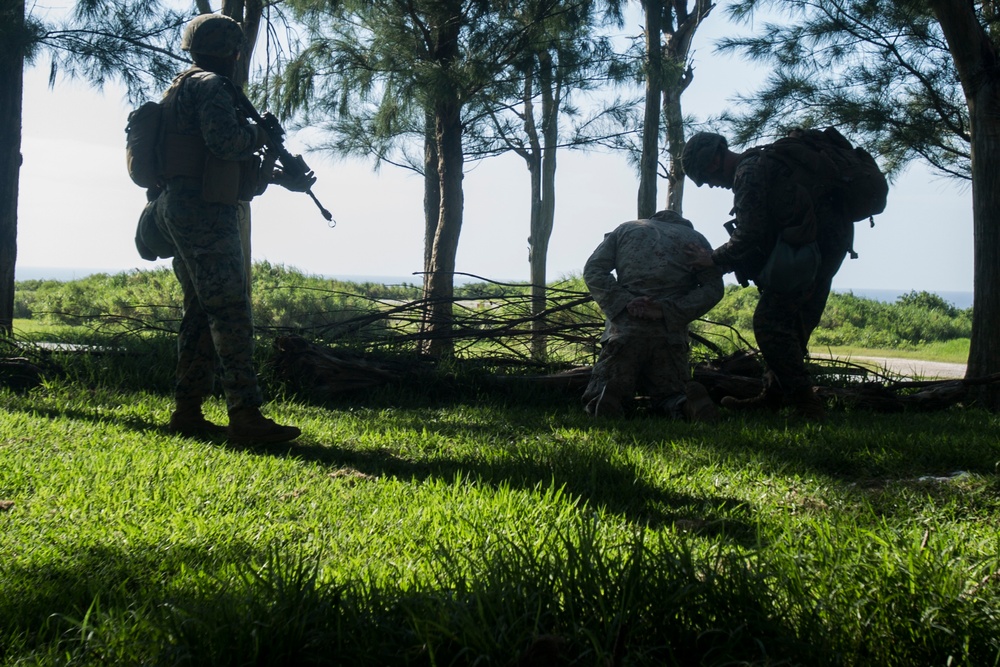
[160,68,262,204]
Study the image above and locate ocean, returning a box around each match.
[835,288,973,310]
[15,266,974,309]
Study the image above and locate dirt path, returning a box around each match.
[812,353,966,380]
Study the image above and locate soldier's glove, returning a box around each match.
[271,166,317,193]
[253,125,270,150]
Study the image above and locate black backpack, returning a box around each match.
[125,101,164,189]
[763,126,888,225]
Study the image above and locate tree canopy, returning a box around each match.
[717,0,969,181]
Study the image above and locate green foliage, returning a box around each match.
[717,0,968,181]
[697,285,971,352]
[816,291,971,348]
[15,269,182,326]
[14,269,973,373]
[14,263,404,341]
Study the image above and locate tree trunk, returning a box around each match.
[661,85,685,214]
[527,51,560,362]
[637,0,662,220]
[0,0,25,337]
[422,110,440,296]
[662,0,713,215]
[421,100,464,358]
[966,102,1000,409]
[928,0,1000,409]
[419,3,465,358]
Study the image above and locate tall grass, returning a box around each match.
[2,370,999,665]
[3,266,992,664]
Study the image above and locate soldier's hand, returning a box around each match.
[272,167,317,193]
[686,243,714,269]
[627,296,663,321]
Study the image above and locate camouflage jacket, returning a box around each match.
[584,215,724,344]
[711,149,835,281]
[159,67,265,203]
[166,66,259,162]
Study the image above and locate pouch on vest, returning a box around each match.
[201,155,243,205]
[755,239,821,295]
[135,196,175,261]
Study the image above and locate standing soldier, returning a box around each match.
[155,14,313,442]
[583,209,724,420]
[682,131,856,420]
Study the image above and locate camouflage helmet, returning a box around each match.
[181,14,244,57]
[681,132,728,186]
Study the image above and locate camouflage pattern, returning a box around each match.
[156,66,263,412]
[583,336,691,417]
[582,211,724,416]
[166,68,260,162]
[714,150,854,393]
[181,14,244,57]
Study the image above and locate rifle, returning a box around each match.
[229,85,334,224]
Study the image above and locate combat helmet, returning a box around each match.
[181,14,244,57]
[681,132,728,186]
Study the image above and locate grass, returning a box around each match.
[811,339,970,365]
[2,346,999,665]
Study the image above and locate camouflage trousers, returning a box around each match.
[754,222,853,393]
[157,185,262,411]
[582,334,689,418]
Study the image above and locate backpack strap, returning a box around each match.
[158,68,210,181]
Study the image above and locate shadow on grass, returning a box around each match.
[232,436,757,543]
[0,533,824,667]
[5,382,998,530]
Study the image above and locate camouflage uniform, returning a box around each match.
[155,67,263,411]
[712,151,854,393]
[582,211,724,417]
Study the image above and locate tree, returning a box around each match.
[0,0,187,337]
[0,0,28,336]
[718,0,999,408]
[927,0,1000,409]
[281,0,583,357]
[469,0,618,360]
[636,0,714,219]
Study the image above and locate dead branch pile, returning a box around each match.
[10,274,997,412]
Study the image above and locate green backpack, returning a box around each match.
[125,101,164,190]
[764,126,889,225]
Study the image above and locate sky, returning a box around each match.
[16,5,974,294]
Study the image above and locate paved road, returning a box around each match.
[812,353,966,380]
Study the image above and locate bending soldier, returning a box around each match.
[682,131,855,420]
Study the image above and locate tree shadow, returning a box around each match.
[226,435,758,544]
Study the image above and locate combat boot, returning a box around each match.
[789,387,826,421]
[168,399,226,437]
[683,381,719,423]
[228,407,302,444]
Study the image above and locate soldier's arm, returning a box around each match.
[662,236,725,323]
[583,230,632,320]
[711,160,772,273]
[194,75,264,162]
